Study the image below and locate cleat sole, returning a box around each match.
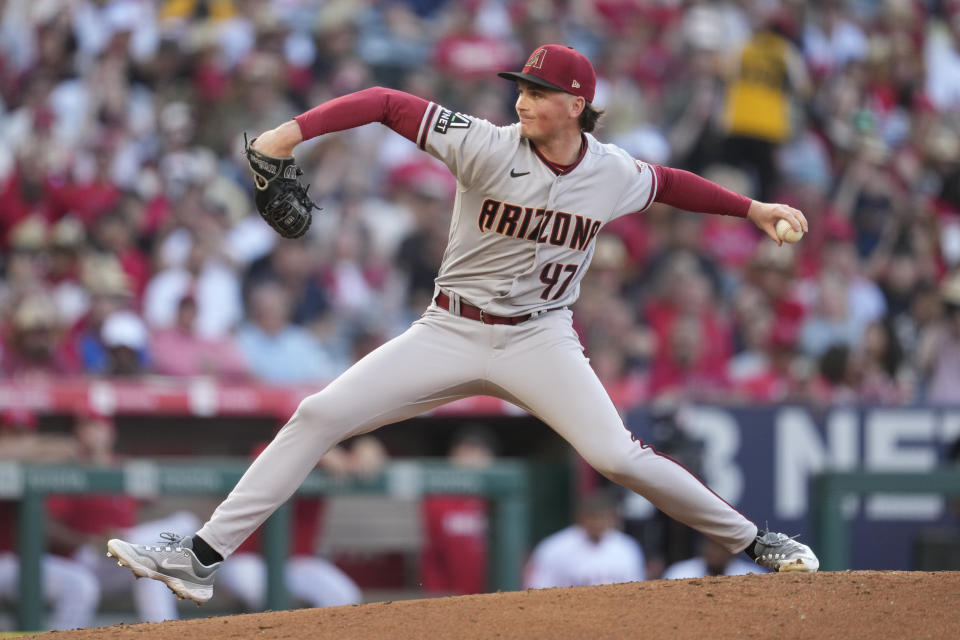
[779,562,816,573]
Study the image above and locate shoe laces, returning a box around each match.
[755,531,805,562]
[149,531,185,552]
[758,530,801,546]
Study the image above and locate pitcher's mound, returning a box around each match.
[22,571,960,639]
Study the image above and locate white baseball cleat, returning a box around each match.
[106,532,220,604]
[752,530,820,573]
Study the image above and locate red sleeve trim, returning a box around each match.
[419,103,438,150]
[652,165,751,218]
[639,161,658,211]
[294,87,429,143]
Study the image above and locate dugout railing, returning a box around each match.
[812,469,960,571]
[2,460,529,631]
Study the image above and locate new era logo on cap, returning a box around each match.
[498,44,597,104]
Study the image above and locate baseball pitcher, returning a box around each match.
[107,44,818,604]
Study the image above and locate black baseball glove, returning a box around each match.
[244,133,319,239]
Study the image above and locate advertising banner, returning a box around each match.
[623,406,960,569]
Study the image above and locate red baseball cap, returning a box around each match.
[498,44,597,104]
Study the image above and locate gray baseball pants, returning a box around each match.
[197,305,758,556]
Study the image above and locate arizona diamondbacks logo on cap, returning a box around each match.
[434,108,472,134]
[526,48,546,69]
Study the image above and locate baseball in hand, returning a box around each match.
[775,219,804,243]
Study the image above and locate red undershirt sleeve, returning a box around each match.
[652,165,751,218]
[294,87,429,144]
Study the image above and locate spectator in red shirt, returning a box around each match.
[0,155,60,247]
[431,3,516,83]
[49,144,121,229]
[745,242,807,342]
[698,166,763,272]
[737,323,809,404]
[420,425,496,595]
[151,293,250,378]
[646,258,732,399]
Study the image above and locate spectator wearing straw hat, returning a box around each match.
[1,293,79,377]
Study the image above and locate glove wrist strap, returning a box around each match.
[245,133,294,190]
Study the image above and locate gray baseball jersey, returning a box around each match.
[416,104,656,316]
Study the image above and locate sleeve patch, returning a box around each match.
[434,108,472,134]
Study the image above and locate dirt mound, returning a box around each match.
[21,571,960,639]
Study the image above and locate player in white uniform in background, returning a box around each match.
[107,44,819,604]
[662,537,768,580]
[525,491,645,589]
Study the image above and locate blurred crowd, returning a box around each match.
[2,0,960,407]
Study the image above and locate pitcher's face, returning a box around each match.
[514,80,582,143]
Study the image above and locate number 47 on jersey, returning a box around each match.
[540,263,578,300]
